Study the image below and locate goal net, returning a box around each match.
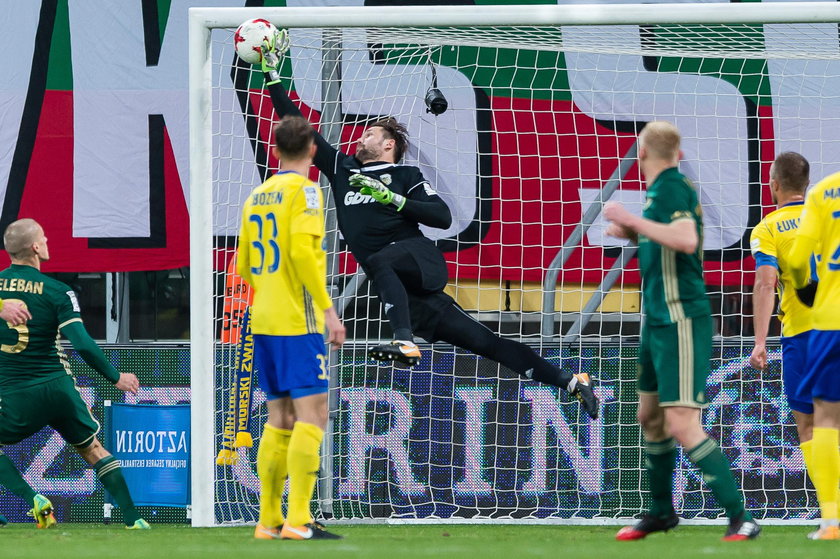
[190,2,838,526]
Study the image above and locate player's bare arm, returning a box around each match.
[324,307,346,349]
[604,201,698,253]
[115,372,140,395]
[750,265,778,370]
[604,222,639,244]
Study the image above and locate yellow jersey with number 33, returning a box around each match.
[797,171,840,330]
[749,201,812,337]
[237,170,327,336]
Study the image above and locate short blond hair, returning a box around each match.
[640,121,681,161]
[4,218,42,260]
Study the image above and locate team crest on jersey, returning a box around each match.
[380,174,392,185]
[304,186,319,209]
[422,182,437,196]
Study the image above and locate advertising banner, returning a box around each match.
[214,343,814,523]
[106,403,190,508]
[0,344,813,523]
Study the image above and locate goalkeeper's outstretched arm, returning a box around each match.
[262,55,341,182]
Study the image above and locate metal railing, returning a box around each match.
[541,142,639,343]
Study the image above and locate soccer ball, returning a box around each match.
[233,19,281,65]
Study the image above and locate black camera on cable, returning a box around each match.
[425,88,448,115]
[425,62,448,115]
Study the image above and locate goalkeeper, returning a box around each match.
[259,44,598,419]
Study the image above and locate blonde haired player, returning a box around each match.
[0,219,148,530]
[604,121,759,541]
[238,116,345,540]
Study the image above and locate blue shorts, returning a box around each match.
[781,331,814,414]
[805,330,840,403]
[253,333,329,401]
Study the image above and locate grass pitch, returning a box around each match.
[0,523,837,558]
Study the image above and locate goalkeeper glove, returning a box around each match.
[795,280,818,307]
[260,34,285,85]
[350,174,406,210]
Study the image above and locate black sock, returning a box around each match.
[367,264,413,342]
[527,356,574,390]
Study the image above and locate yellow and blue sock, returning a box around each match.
[800,439,814,484]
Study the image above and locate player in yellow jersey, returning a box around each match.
[238,116,345,541]
[748,152,815,484]
[790,168,840,540]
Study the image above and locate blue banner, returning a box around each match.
[107,403,190,508]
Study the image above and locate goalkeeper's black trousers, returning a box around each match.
[364,237,448,342]
[365,236,572,391]
[431,303,574,391]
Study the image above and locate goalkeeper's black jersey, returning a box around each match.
[267,82,452,266]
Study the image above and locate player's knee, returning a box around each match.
[75,437,110,465]
[267,397,297,429]
[366,250,390,273]
[297,409,327,431]
[293,397,329,430]
[281,409,296,430]
[638,408,665,438]
[664,420,703,448]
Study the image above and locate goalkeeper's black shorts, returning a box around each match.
[364,236,452,340]
[365,236,448,292]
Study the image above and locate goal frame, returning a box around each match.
[188,2,840,528]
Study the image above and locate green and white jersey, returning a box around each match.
[0,264,81,389]
[638,167,711,325]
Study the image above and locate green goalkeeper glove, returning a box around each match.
[260,29,289,85]
[350,174,406,210]
[260,40,281,85]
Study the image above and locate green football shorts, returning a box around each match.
[637,314,713,408]
[0,375,100,447]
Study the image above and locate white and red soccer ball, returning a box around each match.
[234,18,281,65]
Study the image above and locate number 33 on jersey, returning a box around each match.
[237,171,327,337]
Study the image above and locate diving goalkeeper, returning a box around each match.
[258,45,598,419]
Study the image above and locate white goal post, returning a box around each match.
[190,2,840,527]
